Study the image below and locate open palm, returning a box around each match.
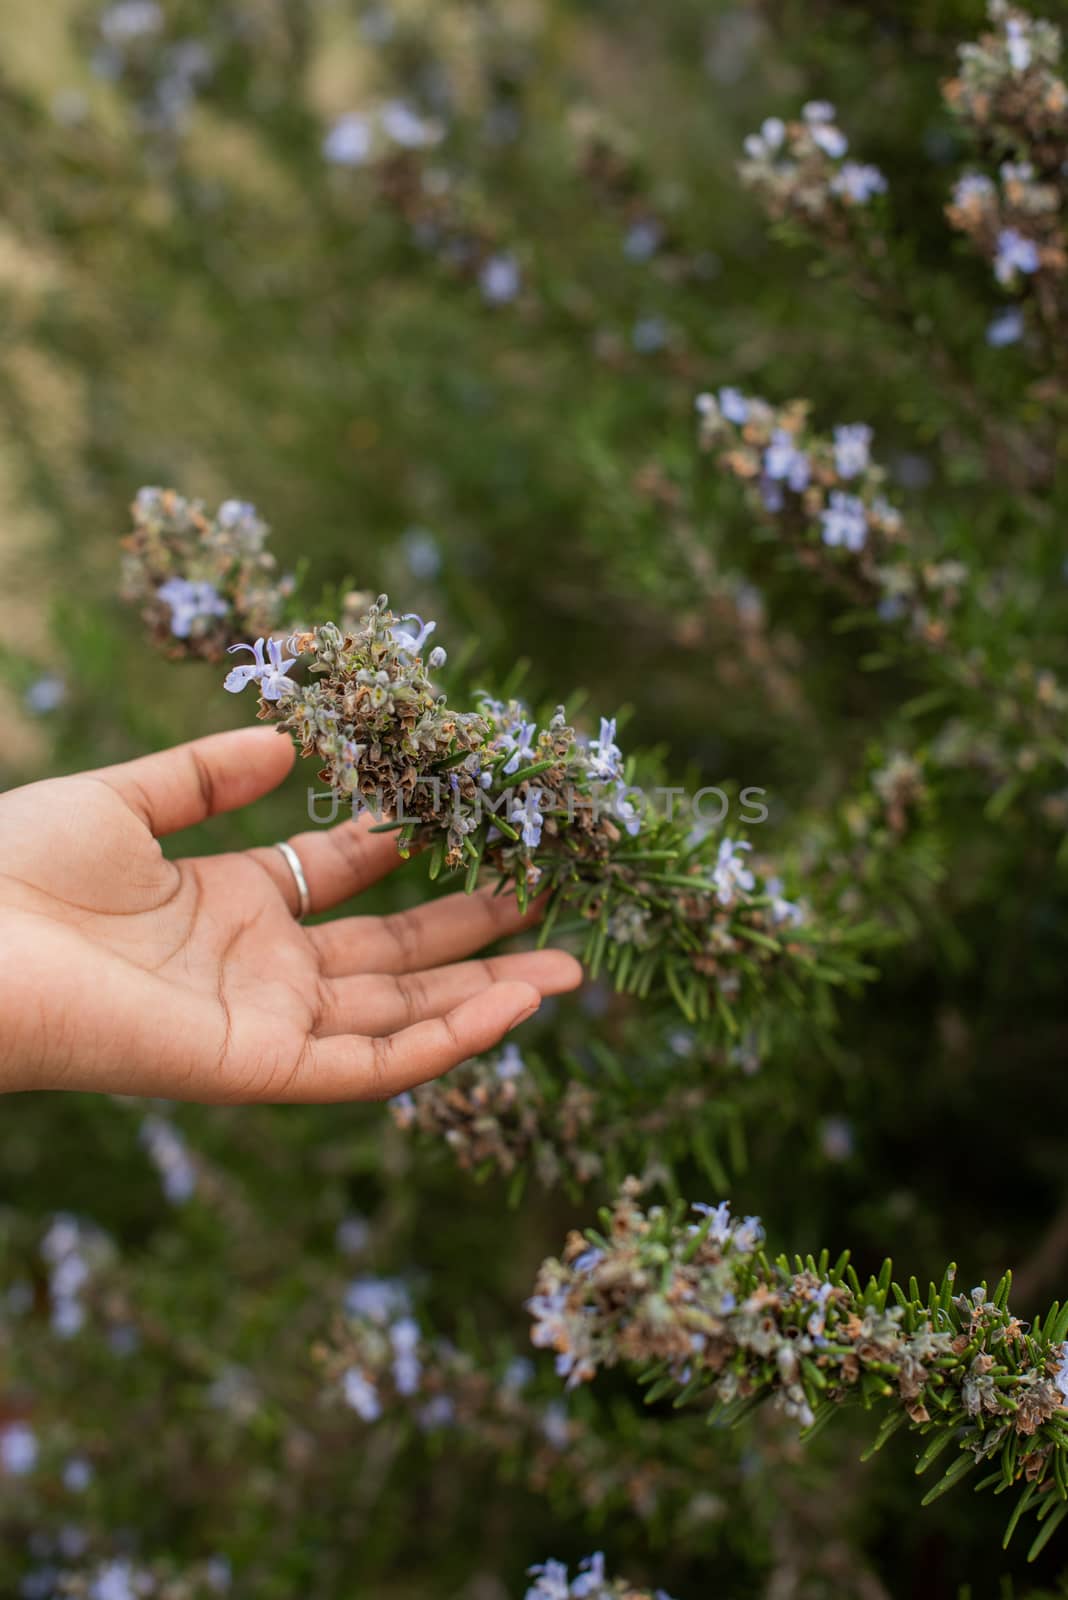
[0,727,581,1101]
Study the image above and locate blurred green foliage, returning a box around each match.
[2,0,1068,1595]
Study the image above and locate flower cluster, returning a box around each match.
[218,583,869,1026]
[317,1294,733,1534]
[41,1216,111,1341]
[91,2,213,136]
[322,103,444,167]
[388,1039,729,1190]
[695,390,935,613]
[947,165,1065,301]
[121,489,293,661]
[945,2,1067,159]
[525,1556,674,1600]
[529,1187,1068,1543]
[24,1554,232,1599]
[739,103,887,226]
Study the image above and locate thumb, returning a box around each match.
[93,726,296,837]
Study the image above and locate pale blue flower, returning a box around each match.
[336,1215,370,1256]
[157,576,228,639]
[140,1115,197,1203]
[764,429,810,491]
[390,1317,423,1396]
[803,100,836,124]
[63,1456,94,1492]
[713,838,755,905]
[390,612,437,658]
[89,1561,141,1600]
[24,675,67,715]
[540,1400,570,1449]
[953,173,994,207]
[0,1422,37,1476]
[223,637,296,700]
[811,123,848,159]
[831,162,887,203]
[100,2,162,43]
[418,1394,456,1429]
[496,715,538,775]
[572,1553,607,1597]
[632,315,669,353]
[995,227,1040,285]
[342,1367,382,1421]
[480,253,521,304]
[820,491,868,551]
[718,386,750,424]
[614,785,642,837]
[495,1042,525,1080]
[511,788,546,849]
[525,1559,570,1600]
[380,99,441,149]
[323,112,372,166]
[1006,18,1032,72]
[587,716,625,782]
[501,1356,534,1391]
[345,1277,410,1323]
[623,218,662,260]
[691,1200,733,1243]
[831,425,869,473]
[987,306,1025,347]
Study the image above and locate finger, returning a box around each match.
[93,728,295,838]
[246,812,408,916]
[317,949,583,1037]
[309,883,547,977]
[291,981,542,1103]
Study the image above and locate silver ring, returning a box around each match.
[274,841,312,922]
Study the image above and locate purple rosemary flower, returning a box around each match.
[223,637,297,700]
[345,1277,411,1323]
[390,613,438,658]
[525,1560,570,1600]
[803,100,836,124]
[390,1317,423,1396]
[571,1553,608,1597]
[833,423,874,479]
[718,386,751,424]
[157,576,228,639]
[820,491,868,551]
[342,1367,382,1422]
[713,838,755,906]
[811,123,848,158]
[831,162,887,203]
[764,429,811,491]
[480,253,521,305]
[24,674,67,715]
[587,716,625,782]
[495,1042,525,1080]
[995,228,1040,285]
[1005,18,1033,73]
[0,1421,37,1476]
[511,788,546,849]
[323,112,372,166]
[495,714,539,775]
[986,306,1025,347]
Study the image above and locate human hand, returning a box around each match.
[0,728,582,1101]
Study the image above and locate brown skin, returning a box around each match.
[0,727,583,1102]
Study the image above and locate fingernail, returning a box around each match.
[508,1001,540,1032]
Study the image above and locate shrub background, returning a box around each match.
[2,2,1068,1596]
